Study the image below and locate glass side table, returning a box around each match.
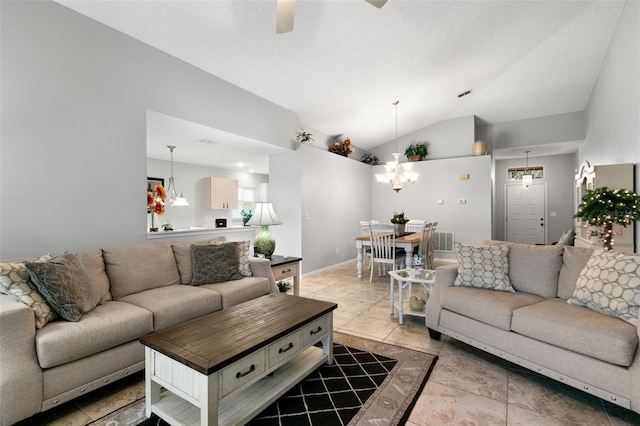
[388,268,436,325]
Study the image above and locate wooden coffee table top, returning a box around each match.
[140,293,337,375]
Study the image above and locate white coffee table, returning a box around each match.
[389,268,435,324]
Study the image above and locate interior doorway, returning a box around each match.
[505,182,547,244]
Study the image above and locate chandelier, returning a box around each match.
[166,145,189,206]
[375,101,419,192]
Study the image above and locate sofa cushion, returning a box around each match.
[0,254,56,328]
[453,243,514,293]
[441,287,544,331]
[77,250,112,303]
[35,300,153,368]
[26,254,103,322]
[172,237,227,284]
[512,298,638,367]
[200,276,271,309]
[103,242,181,300]
[119,284,222,331]
[507,243,563,298]
[568,250,640,326]
[557,246,593,299]
[191,243,242,285]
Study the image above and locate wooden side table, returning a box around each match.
[269,255,302,296]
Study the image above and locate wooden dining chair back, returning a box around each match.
[368,224,405,282]
[425,222,438,269]
[418,222,434,259]
[359,220,380,269]
[405,220,427,255]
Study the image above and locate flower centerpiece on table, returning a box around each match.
[575,186,640,251]
[390,211,409,225]
[390,211,409,237]
[147,184,166,232]
[329,137,355,157]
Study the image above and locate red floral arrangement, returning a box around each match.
[147,184,166,215]
[329,137,355,157]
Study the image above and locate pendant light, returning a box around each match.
[375,101,419,192]
[522,150,533,188]
[166,145,189,206]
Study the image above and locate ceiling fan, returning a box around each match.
[276,0,388,34]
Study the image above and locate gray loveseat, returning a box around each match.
[0,239,277,425]
[425,242,640,415]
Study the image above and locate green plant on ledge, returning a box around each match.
[296,130,314,144]
[390,211,409,224]
[360,153,380,165]
[575,186,640,251]
[404,143,428,161]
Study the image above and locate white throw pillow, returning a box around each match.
[568,250,640,326]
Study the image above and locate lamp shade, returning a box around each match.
[523,174,533,188]
[246,202,283,226]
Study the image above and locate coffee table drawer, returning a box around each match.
[302,315,328,346]
[221,349,266,397]
[268,330,302,368]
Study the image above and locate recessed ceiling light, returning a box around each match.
[249,169,255,173]
[237,162,244,167]
[198,138,218,144]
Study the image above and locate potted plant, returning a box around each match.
[360,153,380,165]
[404,143,428,161]
[390,211,409,237]
[241,209,252,226]
[296,130,314,144]
[575,186,640,251]
[329,137,355,157]
[277,281,292,293]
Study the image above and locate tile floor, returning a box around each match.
[19,260,640,425]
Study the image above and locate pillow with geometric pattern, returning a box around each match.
[453,243,514,293]
[0,254,57,328]
[568,249,640,326]
[25,254,103,322]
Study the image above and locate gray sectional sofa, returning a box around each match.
[426,242,640,415]
[0,239,277,425]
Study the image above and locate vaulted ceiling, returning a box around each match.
[57,0,624,155]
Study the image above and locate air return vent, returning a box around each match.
[433,232,455,252]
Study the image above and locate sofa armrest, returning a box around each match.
[0,294,43,425]
[425,263,458,331]
[248,258,278,293]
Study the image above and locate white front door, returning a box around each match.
[505,183,546,244]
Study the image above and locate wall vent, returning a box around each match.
[433,232,455,252]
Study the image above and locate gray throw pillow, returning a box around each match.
[25,254,102,322]
[453,243,514,293]
[191,244,242,285]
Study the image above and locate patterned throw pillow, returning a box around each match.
[191,244,242,285]
[568,250,640,326]
[0,254,57,328]
[236,240,253,277]
[453,243,514,292]
[25,254,103,322]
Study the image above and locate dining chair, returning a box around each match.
[418,222,433,260]
[359,220,380,270]
[405,220,427,256]
[368,223,405,282]
[425,221,438,269]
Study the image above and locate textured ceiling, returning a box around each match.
[56,0,624,159]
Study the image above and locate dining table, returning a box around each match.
[354,232,422,279]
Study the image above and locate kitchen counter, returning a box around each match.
[147,226,257,242]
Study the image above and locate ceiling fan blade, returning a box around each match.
[365,0,388,9]
[276,0,295,34]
